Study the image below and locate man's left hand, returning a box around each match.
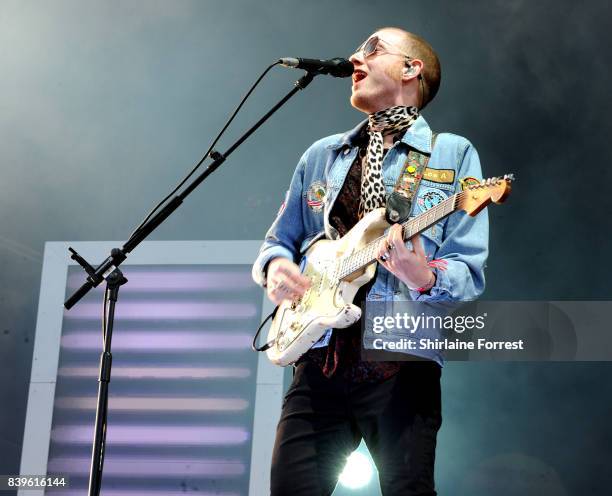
[377,223,435,291]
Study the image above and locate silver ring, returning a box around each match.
[388,243,395,251]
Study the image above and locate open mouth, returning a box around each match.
[352,70,367,83]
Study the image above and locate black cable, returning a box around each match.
[127,61,281,242]
[252,306,279,352]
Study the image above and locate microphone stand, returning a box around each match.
[64,71,315,496]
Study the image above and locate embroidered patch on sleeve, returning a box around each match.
[423,168,455,184]
[276,190,289,217]
[306,180,327,212]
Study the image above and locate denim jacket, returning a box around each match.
[252,116,489,363]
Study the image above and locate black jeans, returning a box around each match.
[270,360,442,496]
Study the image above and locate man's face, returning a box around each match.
[349,29,408,114]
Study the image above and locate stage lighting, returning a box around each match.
[338,451,373,489]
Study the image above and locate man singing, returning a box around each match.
[252,27,488,495]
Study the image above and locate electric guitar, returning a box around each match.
[266,174,514,366]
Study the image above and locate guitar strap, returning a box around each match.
[385,132,438,224]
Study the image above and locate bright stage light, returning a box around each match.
[338,451,373,489]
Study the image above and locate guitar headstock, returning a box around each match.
[458,174,514,216]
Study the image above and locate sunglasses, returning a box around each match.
[354,35,414,61]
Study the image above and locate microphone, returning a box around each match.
[278,57,354,78]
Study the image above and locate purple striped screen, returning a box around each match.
[46,265,262,495]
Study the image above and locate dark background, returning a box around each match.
[1,0,611,494]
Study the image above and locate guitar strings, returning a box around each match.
[337,190,467,280]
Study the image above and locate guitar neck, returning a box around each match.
[337,192,459,281]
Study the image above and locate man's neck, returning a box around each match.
[382,133,397,148]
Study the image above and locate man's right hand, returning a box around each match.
[266,258,311,306]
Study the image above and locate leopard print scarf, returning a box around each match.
[359,105,419,218]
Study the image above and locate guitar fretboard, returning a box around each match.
[337,192,459,280]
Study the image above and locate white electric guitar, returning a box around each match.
[266,175,514,366]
